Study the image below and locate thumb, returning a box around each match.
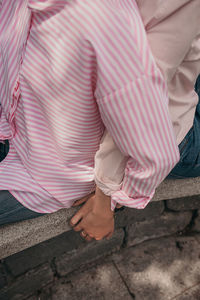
[116,203,123,208]
[72,192,94,207]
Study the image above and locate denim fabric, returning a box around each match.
[0,191,44,226]
[0,141,44,226]
[0,140,9,162]
[168,74,200,178]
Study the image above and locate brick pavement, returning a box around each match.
[1,197,200,300]
[28,234,200,300]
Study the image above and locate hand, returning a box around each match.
[72,190,122,209]
[70,187,114,241]
[72,192,95,207]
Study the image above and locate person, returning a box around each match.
[0,0,179,241]
[91,0,200,215]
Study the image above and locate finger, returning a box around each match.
[80,230,92,242]
[70,207,85,227]
[114,206,125,213]
[85,235,92,242]
[80,230,87,238]
[72,192,95,207]
[73,222,83,232]
[72,196,89,207]
[116,204,122,208]
[95,236,103,241]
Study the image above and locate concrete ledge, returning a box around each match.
[153,177,200,201]
[0,207,78,260]
[1,177,200,259]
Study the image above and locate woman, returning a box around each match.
[71,0,200,240]
[93,0,200,207]
[0,0,179,241]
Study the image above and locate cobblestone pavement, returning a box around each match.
[33,234,200,300]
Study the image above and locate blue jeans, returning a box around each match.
[0,191,44,226]
[0,143,44,226]
[168,75,200,178]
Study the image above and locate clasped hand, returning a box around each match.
[70,187,114,241]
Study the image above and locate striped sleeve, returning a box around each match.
[96,76,180,210]
[89,2,180,210]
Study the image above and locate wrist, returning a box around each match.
[93,186,114,218]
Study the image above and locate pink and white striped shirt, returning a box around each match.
[0,0,179,213]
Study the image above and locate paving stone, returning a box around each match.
[55,229,124,276]
[127,211,192,247]
[115,201,164,228]
[112,236,200,300]
[4,230,85,277]
[175,284,200,300]
[0,264,53,300]
[192,210,200,232]
[166,195,200,211]
[50,262,132,300]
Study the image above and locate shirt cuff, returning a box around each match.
[95,173,155,211]
[110,190,155,211]
[94,174,122,197]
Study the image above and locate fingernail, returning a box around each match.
[69,220,74,226]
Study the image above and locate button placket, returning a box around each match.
[8,79,21,138]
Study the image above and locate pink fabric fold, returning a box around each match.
[0,0,179,213]
[111,190,154,211]
[28,0,68,11]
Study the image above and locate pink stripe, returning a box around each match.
[0,0,179,213]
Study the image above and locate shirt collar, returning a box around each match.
[28,0,69,12]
